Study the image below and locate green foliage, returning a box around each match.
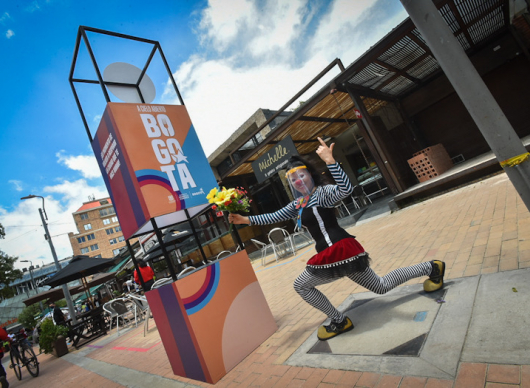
[38,318,69,354]
[0,222,5,239]
[18,303,41,329]
[55,299,67,308]
[0,250,23,299]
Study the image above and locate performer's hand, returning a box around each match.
[316,137,336,164]
[228,213,250,225]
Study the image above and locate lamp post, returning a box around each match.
[20,260,36,292]
[21,194,77,323]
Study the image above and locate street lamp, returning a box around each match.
[21,194,77,323]
[20,260,36,292]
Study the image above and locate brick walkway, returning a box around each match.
[8,172,530,387]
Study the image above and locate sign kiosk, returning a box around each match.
[69,26,277,384]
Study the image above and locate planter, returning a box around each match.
[52,335,69,357]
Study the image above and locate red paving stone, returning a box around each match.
[13,174,530,388]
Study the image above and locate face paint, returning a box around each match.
[286,166,315,198]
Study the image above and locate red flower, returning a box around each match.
[212,205,217,210]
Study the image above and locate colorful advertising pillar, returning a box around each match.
[91,103,218,240]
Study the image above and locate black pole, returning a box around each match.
[184,208,207,262]
[127,239,145,290]
[150,218,177,281]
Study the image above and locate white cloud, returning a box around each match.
[170,0,407,156]
[25,1,41,12]
[0,12,11,24]
[56,151,102,179]
[8,180,23,192]
[5,29,14,39]
[0,179,108,269]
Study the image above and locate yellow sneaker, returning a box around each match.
[424,260,445,292]
[317,317,354,341]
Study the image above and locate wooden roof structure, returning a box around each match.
[217,0,512,180]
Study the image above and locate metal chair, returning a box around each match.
[251,238,274,266]
[127,294,151,337]
[216,250,232,260]
[268,228,295,262]
[103,298,137,335]
[151,277,173,289]
[177,266,197,279]
[290,224,313,251]
[352,185,372,207]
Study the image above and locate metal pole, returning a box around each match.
[400,0,530,211]
[38,208,78,323]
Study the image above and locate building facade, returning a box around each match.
[68,197,127,259]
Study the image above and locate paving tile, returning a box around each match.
[487,364,520,384]
[522,365,530,388]
[355,372,381,387]
[454,363,487,388]
[373,374,401,387]
[399,376,427,388]
[424,378,453,388]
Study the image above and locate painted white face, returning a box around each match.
[286,166,315,197]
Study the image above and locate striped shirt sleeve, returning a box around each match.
[248,201,298,225]
[317,162,354,207]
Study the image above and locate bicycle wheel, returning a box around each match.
[9,350,22,380]
[22,347,39,377]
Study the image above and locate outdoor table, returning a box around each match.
[145,250,277,384]
[67,306,107,348]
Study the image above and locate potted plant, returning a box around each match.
[39,318,69,357]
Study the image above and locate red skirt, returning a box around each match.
[307,237,369,270]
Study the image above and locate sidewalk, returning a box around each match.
[5,171,530,387]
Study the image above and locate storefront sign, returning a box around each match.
[251,135,298,183]
[92,103,217,240]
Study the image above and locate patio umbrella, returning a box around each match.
[143,230,192,262]
[22,286,83,306]
[43,255,115,304]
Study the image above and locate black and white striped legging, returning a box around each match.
[293,262,433,323]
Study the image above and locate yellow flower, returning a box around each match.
[206,188,218,203]
[214,190,229,204]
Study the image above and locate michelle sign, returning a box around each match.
[92,103,217,240]
[251,135,298,183]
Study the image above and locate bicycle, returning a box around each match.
[8,334,39,380]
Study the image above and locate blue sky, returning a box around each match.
[0,0,407,269]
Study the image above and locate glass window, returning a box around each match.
[80,213,88,220]
[111,216,118,223]
[87,233,95,240]
[106,228,114,235]
[77,236,86,244]
[84,224,92,230]
[115,226,122,232]
[103,219,111,225]
[80,247,89,254]
[93,254,102,258]
[109,238,118,245]
[99,206,116,217]
[113,248,121,255]
[90,244,98,251]
[118,236,125,242]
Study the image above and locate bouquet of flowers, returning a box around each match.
[207,187,252,214]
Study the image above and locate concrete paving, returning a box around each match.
[3,171,530,387]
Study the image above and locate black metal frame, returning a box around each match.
[68,26,243,283]
[68,25,184,142]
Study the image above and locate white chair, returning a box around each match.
[268,228,295,262]
[352,185,372,207]
[177,266,197,279]
[251,238,274,266]
[151,277,173,289]
[334,200,351,218]
[290,224,313,251]
[103,298,137,335]
[216,250,232,260]
[127,293,151,337]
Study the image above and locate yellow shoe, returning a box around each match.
[317,317,354,341]
[424,260,445,292]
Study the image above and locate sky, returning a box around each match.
[0,0,408,270]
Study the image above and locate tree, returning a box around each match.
[0,222,5,239]
[0,250,23,299]
[18,303,41,329]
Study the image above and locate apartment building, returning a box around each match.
[68,197,128,259]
